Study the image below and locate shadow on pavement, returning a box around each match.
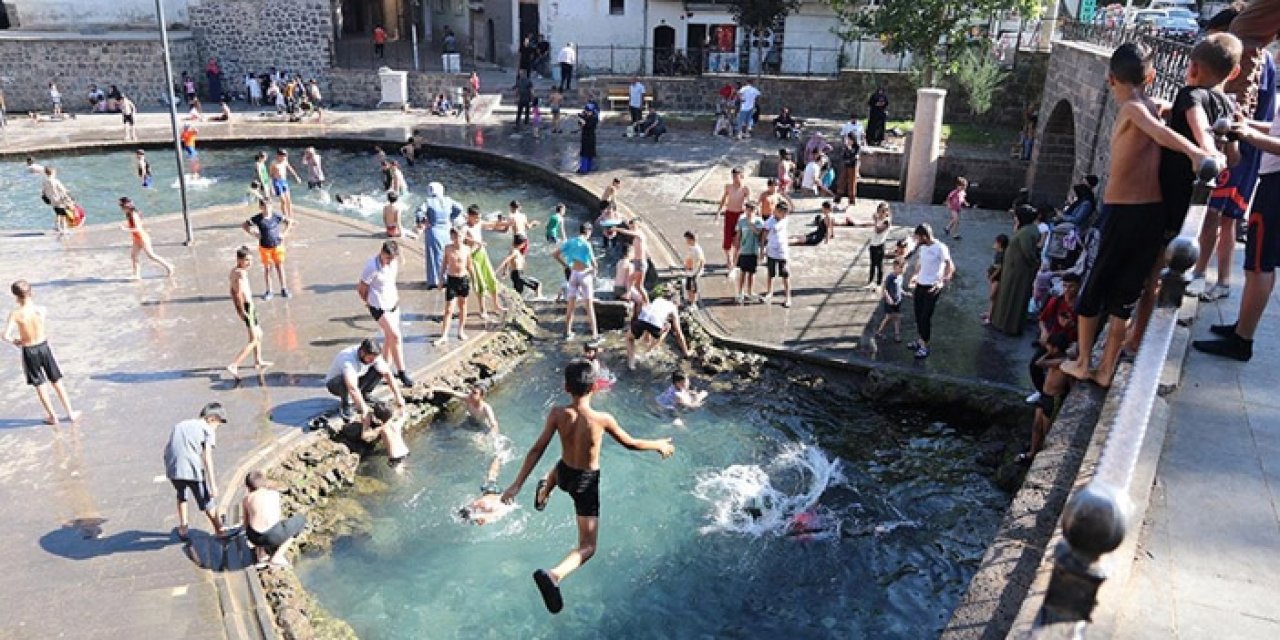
[39,519,179,560]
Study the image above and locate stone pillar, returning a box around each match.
[382,0,399,40]
[904,88,946,205]
[1039,0,1059,50]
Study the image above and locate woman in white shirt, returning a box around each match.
[906,223,955,360]
[358,240,413,387]
[801,155,835,197]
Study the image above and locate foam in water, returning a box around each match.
[171,175,218,189]
[693,443,846,540]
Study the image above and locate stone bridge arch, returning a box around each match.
[1030,99,1077,205]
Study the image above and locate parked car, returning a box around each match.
[1160,8,1200,42]
[1200,1,1233,23]
[1130,9,1166,33]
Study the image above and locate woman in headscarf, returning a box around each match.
[578,101,599,174]
[205,58,223,102]
[414,182,463,289]
[990,205,1043,336]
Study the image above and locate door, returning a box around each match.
[487,18,496,63]
[687,24,708,72]
[519,1,540,44]
[653,25,676,75]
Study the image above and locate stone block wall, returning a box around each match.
[571,52,1047,125]
[188,0,332,86]
[0,33,198,111]
[326,68,472,108]
[1028,40,1115,205]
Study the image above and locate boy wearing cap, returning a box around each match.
[163,402,231,541]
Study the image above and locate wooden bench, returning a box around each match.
[604,84,653,112]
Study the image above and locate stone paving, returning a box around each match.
[1107,285,1280,639]
[0,107,1055,638]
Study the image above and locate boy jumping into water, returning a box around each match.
[5,280,81,425]
[501,359,674,614]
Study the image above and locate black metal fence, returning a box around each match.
[1057,20,1193,103]
[572,44,911,79]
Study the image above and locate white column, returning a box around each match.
[904,88,946,205]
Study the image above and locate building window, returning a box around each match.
[609,0,625,16]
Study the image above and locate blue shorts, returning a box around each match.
[1244,173,1280,274]
[181,146,197,159]
[272,178,289,196]
[1208,144,1265,220]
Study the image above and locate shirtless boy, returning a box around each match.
[435,227,476,345]
[269,149,302,219]
[501,359,675,614]
[5,280,80,425]
[241,470,306,566]
[498,234,543,298]
[716,167,751,268]
[506,200,540,250]
[1059,43,1219,388]
[226,247,273,380]
[362,401,410,469]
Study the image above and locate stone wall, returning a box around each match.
[188,0,333,87]
[327,67,472,108]
[0,33,198,111]
[1028,40,1115,206]
[572,52,1047,126]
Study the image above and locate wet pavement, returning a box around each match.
[0,108,1035,638]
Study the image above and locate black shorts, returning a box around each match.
[630,318,662,340]
[1077,203,1165,320]
[767,257,789,279]
[122,114,135,125]
[1037,393,1064,421]
[170,478,212,511]
[1245,173,1280,274]
[555,460,600,518]
[368,303,399,321]
[388,452,409,468]
[510,270,541,294]
[307,180,323,189]
[53,207,70,218]
[684,276,699,294]
[247,514,306,552]
[881,301,902,315]
[445,275,471,301]
[21,341,63,386]
[736,253,758,274]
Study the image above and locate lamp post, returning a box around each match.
[155,0,194,245]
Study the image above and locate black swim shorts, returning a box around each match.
[767,257,789,279]
[1077,203,1165,320]
[170,478,212,511]
[368,303,399,322]
[247,514,306,552]
[1245,173,1280,274]
[555,459,600,518]
[446,275,471,301]
[736,253,758,274]
[630,317,662,340]
[21,341,63,386]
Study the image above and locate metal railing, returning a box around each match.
[572,44,912,79]
[333,37,479,73]
[1028,142,1226,637]
[1057,20,1193,103]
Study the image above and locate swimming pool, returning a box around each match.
[4,144,603,288]
[296,345,1008,638]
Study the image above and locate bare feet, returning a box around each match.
[129,273,141,281]
[457,331,469,341]
[67,411,82,423]
[226,365,240,380]
[43,415,58,426]
[1059,359,1091,382]
[255,361,274,373]
[1091,368,1115,389]
[433,336,449,346]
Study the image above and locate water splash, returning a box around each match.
[170,175,218,189]
[693,443,845,540]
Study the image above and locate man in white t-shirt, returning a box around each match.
[626,290,690,369]
[838,112,866,148]
[324,338,404,420]
[557,43,576,92]
[736,80,762,139]
[628,77,647,124]
[359,240,413,387]
[762,200,793,308]
[905,223,955,359]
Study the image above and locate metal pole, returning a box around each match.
[155,0,192,245]
[412,24,420,71]
[806,46,812,76]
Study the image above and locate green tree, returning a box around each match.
[729,0,803,76]
[829,0,1041,86]
[953,46,1007,115]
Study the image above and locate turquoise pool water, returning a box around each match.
[297,346,1008,639]
[3,146,597,285]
